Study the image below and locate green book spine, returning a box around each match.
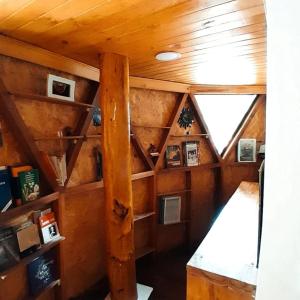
[19,169,40,204]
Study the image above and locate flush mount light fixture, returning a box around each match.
[155,51,181,61]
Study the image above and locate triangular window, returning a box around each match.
[194,94,256,155]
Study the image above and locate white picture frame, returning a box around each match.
[238,138,256,162]
[161,196,181,224]
[47,74,75,101]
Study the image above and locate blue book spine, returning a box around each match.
[0,167,13,212]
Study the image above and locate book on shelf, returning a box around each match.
[27,252,57,296]
[19,169,40,204]
[0,227,20,272]
[39,212,60,244]
[183,141,199,166]
[10,165,32,207]
[14,221,41,257]
[159,196,181,225]
[165,145,182,167]
[0,166,13,212]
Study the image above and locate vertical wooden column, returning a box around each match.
[99,53,137,300]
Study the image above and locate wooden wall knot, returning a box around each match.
[113,199,129,220]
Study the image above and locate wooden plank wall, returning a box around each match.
[0,55,265,300]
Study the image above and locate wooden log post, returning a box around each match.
[99,53,137,300]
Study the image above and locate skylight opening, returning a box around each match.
[195,94,256,155]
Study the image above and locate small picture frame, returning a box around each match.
[183,141,199,166]
[47,74,75,101]
[238,138,256,162]
[165,145,181,167]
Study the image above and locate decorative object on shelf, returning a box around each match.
[238,138,256,162]
[92,105,101,127]
[27,252,57,296]
[178,107,194,130]
[39,211,60,244]
[183,141,200,166]
[47,74,75,101]
[165,145,182,167]
[148,143,159,157]
[160,196,181,224]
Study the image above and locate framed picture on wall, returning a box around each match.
[165,145,181,167]
[47,74,75,101]
[238,138,256,162]
[183,141,199,166]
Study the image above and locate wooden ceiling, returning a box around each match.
[0,0,266,85]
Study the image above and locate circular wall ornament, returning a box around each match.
[178,107,194,129]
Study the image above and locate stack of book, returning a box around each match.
[0,165,40,212]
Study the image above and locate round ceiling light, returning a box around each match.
[155,51,181,61]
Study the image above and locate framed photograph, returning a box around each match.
[47,74,75,101]
[183,141,199,166]
[160,196,181,225]
[165,145,181,167]
[238,138,256,162]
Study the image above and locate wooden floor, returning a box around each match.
[72,248,191,300]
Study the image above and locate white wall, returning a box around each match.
[256,1,300,300]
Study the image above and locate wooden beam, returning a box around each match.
[0,78,58,191]
[190,84,266,95]
[65,85,100,186]
[99,53,137,300]
[130,128,155,170]
[0,35,189,93]
[0,35,265,94]
[222,95,265,161]
[129,76,190,93]
[154,93,188,170]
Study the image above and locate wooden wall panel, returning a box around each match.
[132,178,152,215]
[63,189,106,299]
[220,98,266,204]
[190,169,216,248]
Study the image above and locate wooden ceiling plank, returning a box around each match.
[0,0,68,31]
[0,0,34,21]
[190,85,266,94]
[131,52,266,76]
[46,4,265,61]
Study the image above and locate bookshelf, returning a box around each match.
[0,237,65,277]
[0,192,59,225]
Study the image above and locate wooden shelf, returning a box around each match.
[0,237,65,277]
[157,189,191,196]
[67,171,155,194]
[170,134,209,137]
[28,279,61,300]
[135,246,155,260]
[66,180,104,194]
[11,91,95,109]
[158,163,221,174]
[131,171,155,181]
[131,124,171,129]
[159,220,190,226]
[34,134,101,141]
[225,162,262,167]
[0,192,59,225]
[134,212,155,222]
